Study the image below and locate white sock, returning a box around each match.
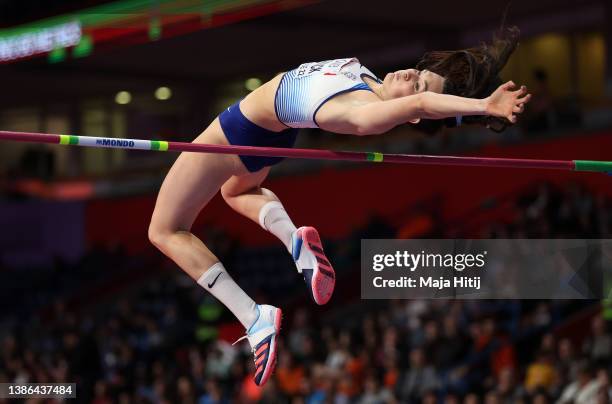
[197,262,258,330]
[259,201,297,252]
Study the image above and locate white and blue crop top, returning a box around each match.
[274,58,381,129]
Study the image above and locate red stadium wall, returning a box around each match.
[85,131,612,252]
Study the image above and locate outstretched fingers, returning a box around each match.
[489,82,531,123]
[517,93,532,104]
[511,87,531,117]
[501,80,516,91]
[513,85,527,96]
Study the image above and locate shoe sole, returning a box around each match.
[257,308,282,386]
[301,227,335,305]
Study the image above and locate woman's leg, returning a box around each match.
[220,168,296,252]
[148,118,259,329]
[220,168,336,305]
[149,117,283,387]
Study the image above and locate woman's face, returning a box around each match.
[382,68,445,99]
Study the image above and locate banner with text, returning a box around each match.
[361,239,612,299]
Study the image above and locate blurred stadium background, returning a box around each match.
[1,0,612,403]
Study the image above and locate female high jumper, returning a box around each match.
[148,26,530,386]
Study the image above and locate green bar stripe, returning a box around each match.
[574,160,612,172]
[366,152,384,162]
[59,134,79,145]
[151,140,169,151]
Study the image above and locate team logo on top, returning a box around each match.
[342,71,357,81]
[295,58,354,79]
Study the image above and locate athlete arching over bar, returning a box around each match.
[148,26,530,386]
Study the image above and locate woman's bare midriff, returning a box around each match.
[239,73,289,132]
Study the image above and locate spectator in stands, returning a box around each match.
[464,392,480,404]
[595,368,612,404]
[495,367,522,404]
[436,315,469,370]
[422,390,438,404]
[445,391,461,404]
[583,315,612,363]
[525,350,556,393]
[532,388,552,404]
[484,390,500,404]
[556,362,596,404]
[358,375,395,404]
[423,320,443,367]
[276,351,305,397]
[556,338,579,389]
[326,330,351,377]
[289,308,313,359]
[92,381,112,404]
[199,379,228,404]
[396,347,440,402]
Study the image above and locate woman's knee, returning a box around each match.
[219,182,235,202]
[221,182,253,205]
[148,221,173,251]
[220,168,270,202]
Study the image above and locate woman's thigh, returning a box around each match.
[221,166,271,198]
[151,118,247,232]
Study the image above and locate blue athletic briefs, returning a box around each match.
[219,101,299,173]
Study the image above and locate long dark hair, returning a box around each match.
[415,24,520,133]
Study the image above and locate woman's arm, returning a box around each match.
[325,81,530,135]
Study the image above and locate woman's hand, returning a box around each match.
[485,81,531,123]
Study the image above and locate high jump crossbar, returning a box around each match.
[0,130,610,173]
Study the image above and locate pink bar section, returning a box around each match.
[0,131,60,145]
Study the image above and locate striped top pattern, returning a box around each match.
[274,58,380,129]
